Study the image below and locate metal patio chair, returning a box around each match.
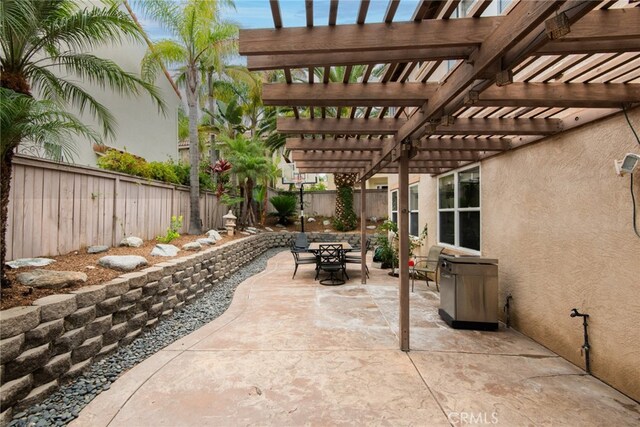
[315,244,347,285]
[411,245,445,292]
[290,239,317,279]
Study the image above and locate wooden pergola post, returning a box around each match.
[360,184,367,284]
[398,148,410,351]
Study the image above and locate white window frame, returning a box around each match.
[409,184,419,237]
[437,163,481,254]
[390,190,398,224]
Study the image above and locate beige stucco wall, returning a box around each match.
[385,109,640,401]
[481,109,640,401]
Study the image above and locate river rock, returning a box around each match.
[182,242,202,251]
[206,230,222,241]
[308,217,316,222]
[265,227,274,232]
[366,225,377,230]
[275,224,285,228]
[150,244,179,257]
[119,236,143,248]
[196,238,216,246]
[87,245,109,254]
[98,255,148,271]
[6,258,55,269]
[16,270,87,290]
[323,220,331,226]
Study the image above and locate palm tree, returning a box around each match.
[140,0,237,235]
[219,134,270,226]
[0,0,166,287]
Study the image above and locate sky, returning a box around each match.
[135,0,423,40]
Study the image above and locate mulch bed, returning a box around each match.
[1,216,379,310]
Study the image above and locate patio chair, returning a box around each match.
[315,244,347,285]
[293,232,309,250]
[290,239,317,279]
[344,238,371,278]
[411,245,445,292]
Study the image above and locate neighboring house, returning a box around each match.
[387,108,640,401]
[19,39,181,167]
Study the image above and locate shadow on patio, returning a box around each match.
[72,251,639,426]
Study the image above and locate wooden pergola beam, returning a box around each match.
[263,83,438,107]
[239,16,501,55]
[246,47,471,71]
[291,150,480,162]
[278,117,563,136]
[295,160,466,169]
[286,137,511,152]
[470,83,640,109]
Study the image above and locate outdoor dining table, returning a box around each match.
[307,242,352,285]
[307,242,353,252]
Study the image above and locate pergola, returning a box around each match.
[238,0,640,351]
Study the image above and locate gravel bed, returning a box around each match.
[9,248,286,427]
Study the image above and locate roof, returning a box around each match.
[239,0,640,178]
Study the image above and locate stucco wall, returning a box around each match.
[481,109,640,401]
[385,110,640,401]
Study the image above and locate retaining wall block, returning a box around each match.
[24,319,64,351]
[119,272,147,289]
[70,285,107,309]
[136,297,153,313]
[32,295,77,323]
[15,379,58,412]
[71,336,102,364]
[0,306,41,340]
[127,312,148,333]
[112,304,136,325]
[61,358,92,382]
[94,342,118,362]
[3,344,50,382]
[0,374,32,410]
[52,328,85,356]
[119,329,141,347]
[64,306,96,331]
[33,353,71,386]
[102,322,128,346]
[103,278,129,298]
[142,281,159,297]
[95,296,121,317]
[0,334,25,365]
[84,315,112,339]
[121,288,143,304]
[148,303,163,319]
[154,261,178,277]
[173,270,185,283]
[140,266,163,282]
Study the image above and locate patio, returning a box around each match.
[72,251,639,426]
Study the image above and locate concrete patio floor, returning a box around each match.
[72,251,639,426]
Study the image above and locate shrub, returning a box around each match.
[148,161,180,184]
[97,149,150,178]
[269,194,297,225]
[171,162,191,186]
[156,215,183,243]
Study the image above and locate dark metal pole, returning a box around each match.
[300,184,305,233]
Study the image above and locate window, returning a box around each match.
[391,190,398,224]
[409,184,419,236]
[438,166,481,252]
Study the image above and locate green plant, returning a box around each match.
[97,149,151,178]
[269,194,297,225]
[333,186,358,231]
[156,215,183,243]
[305,182,327,191]
[148,161,181,184]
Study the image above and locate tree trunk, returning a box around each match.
[333,173,358,231]
[1,150,15,288]
[243,177,255,226]
[186,68,202,234]
[207,71,218,184]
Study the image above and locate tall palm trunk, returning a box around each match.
[243,177,256,226]
[1,149,15,287]
[186,67,202,234]
[207,71,218,184]
[333,172,358,231]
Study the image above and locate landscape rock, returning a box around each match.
[119,236,143,248]
[240,231,251,236]
[323,220,331,226]
[307,217,316,222]
[196,238,216,246]
[275,224,286,228]
[150,244,179,257]
[369,216,378,222]
[98,255,148,272]
[0,306,41,339]
[366,225,377,230]
[265,227,274,232]
[87,245,109,254]
[206,230,223,241]
[16,269,87,290]
[182,242,202,251]
[6,258,55,269]
[324,229,332,232]
[32,294,77,322]
[244,229,257,235]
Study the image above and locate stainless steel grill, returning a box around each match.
[438,255,499,331]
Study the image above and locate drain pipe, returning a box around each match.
[570,308,591,374]
[503,294,513,328]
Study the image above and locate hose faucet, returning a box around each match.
[570,308,591,374]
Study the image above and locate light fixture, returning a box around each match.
[545,12,570,40]
[614,153,640,176]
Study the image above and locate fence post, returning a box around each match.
[112,176,120,246]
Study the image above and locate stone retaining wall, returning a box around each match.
[0,232,364,421]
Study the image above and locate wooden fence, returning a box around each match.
[266,187,388,219]
[6,155,225,260]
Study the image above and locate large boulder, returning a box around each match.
[206,230,223,241]
[182,242,202,252]
[150,244,180,257]
[98,255,148,272]
[87,245,109,254]
[16,270,87,290]
[6,258,55,269]
[119,236,143,248]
